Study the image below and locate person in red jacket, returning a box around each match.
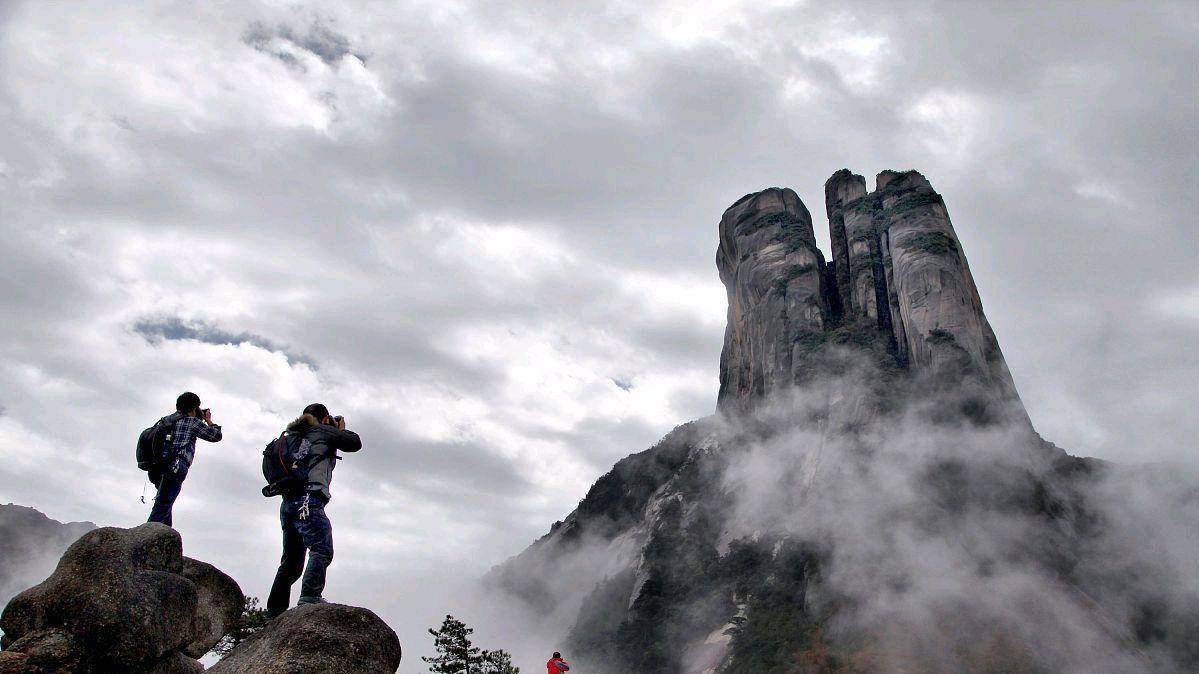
[547,652,570,673]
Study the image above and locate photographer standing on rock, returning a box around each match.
[146,391,223,526]
[265,403,362,617]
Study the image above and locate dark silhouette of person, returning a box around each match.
[147,392,222,526]
[266,403,361,617]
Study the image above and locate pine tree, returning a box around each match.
[208,596,270,658]
[422,614,519,674]
[481,648,520,674]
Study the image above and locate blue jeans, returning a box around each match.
[266,493,334,616]
[147,459,188,527]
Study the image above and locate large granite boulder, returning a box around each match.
[208,602,402,674]
[180,557,245,658]
[0,523,242,673]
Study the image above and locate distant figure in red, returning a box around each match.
[547,652,570,674]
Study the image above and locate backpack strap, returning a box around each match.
[160,414,181,459]
[276,432,289,474]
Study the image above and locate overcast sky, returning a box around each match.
[1,0,1197,662]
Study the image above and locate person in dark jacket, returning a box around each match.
[147,391,222,526]
[266,403,362,617]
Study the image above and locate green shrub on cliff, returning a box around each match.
[898,230,958,256]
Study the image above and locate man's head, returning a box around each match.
[303,403,330,423]
[553,652,561,659]
[176,392,201,416]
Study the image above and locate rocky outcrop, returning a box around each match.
[0,523,242,673]
[208,602,402,674]
[718,170,1027,425]
[0,521,404,674]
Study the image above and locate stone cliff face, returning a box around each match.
[716,188,830,406]
[718,170,1026,425]
[492,169,1199,674]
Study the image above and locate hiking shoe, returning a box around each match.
[297,596,328,606]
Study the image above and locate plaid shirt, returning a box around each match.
[170,415,223,466]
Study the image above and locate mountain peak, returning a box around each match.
[719,169,1027,426]
[491,170,1197,673]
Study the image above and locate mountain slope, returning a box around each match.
[490,170,1199,673]
[0,503,96,610]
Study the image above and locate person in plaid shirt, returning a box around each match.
[147,391,223,526]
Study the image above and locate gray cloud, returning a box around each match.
[609,377,633,392]
[133,318,317,368]
[243,19,363,68]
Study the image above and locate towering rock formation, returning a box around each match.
[717,188,829,407]
[491,170,1199,674]
[718,170,1026,425]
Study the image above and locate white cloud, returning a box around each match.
[906,89,986,162]
[1153,285,1199,322]
[799,28,890,89]
[1072,181,1126,205]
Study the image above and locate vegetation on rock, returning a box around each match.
[209,596,269,658]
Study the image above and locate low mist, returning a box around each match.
[482,353,1199,672]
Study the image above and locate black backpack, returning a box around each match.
[136,415,177,482]
[261,432,318,497]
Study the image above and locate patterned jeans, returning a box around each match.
[266,493,334,616]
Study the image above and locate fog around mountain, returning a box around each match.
[0,504,95,612]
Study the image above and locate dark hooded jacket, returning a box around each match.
[285,413,362,501]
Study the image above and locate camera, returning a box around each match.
[199,408,211,418]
